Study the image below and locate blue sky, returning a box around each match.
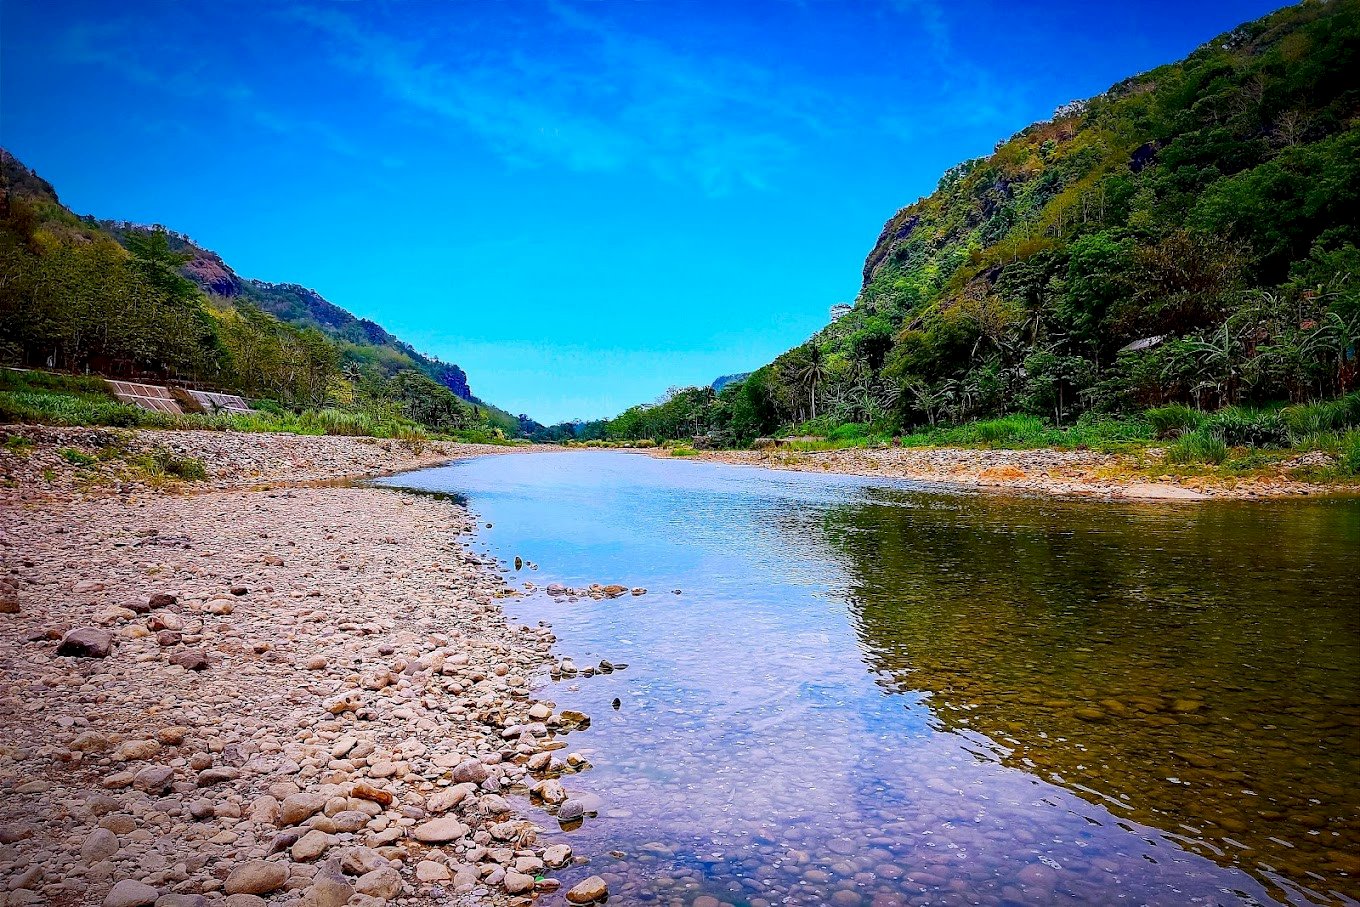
[2,0,1283,423]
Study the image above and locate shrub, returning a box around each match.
[0,390,176,428]
[128,449,209,481]
[1166,429,1229,465]
[162,454,208,481]
[58,447,97,466]
[1145,404,1205,438]
[1204,406,1289,447]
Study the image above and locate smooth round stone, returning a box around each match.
[104,880,158,907]
[413,817,469,842]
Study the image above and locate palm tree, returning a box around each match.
[793,344,828,420]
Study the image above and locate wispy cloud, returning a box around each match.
[47,0,1023,195]
[57,20,253,102]
[54,17,366,160]
[285,3,831,194]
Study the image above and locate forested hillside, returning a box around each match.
[99,223,477,400]
[0,150,524,438]
[579,0,1360,448]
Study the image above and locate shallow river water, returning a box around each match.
[378,451,1360,907]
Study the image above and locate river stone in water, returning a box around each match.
[566,875,608,904]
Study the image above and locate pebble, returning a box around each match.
[0,436,596,907]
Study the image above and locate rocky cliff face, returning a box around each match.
[861,211,921,288]
[184,248,244,297]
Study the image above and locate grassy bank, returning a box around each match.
[0,370,514,445]
[722,399,1360,483]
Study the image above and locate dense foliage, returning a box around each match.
[0,151,520,439]
[584,0,1360,449]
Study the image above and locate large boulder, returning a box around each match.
[81,828,119,865]
[302,870,352,907]
[279,792,326,825]
[170,649,210,671]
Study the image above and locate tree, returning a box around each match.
[791,344,828,420]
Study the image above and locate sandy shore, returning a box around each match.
[671,444,1345,500]
[0,429,605,907]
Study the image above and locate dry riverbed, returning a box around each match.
[0,429,610,907]
[677,444,1345,500]
[0,427,518,504]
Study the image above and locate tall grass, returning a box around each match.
[1145,404,1205,438]
[898,413,1154,451]
[1281,392,1360,438]
[1165,430,1229,465]
[1339,430,1360,476]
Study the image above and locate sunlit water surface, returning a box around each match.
[377,451,1360,907]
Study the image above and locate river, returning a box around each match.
[377,450,1360,906]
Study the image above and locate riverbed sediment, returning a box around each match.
[672,444,1345,499]
[0,429,595,907]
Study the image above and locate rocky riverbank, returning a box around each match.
[675,444,1346,500]
[0,430,608,907]
[0,427,521,504]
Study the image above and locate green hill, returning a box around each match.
[0,149,526,438]
[590,0,1360,449]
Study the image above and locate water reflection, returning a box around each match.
[377,452,1360,906]
[825,492,1360,903]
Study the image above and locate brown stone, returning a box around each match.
[57,627,114,658]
